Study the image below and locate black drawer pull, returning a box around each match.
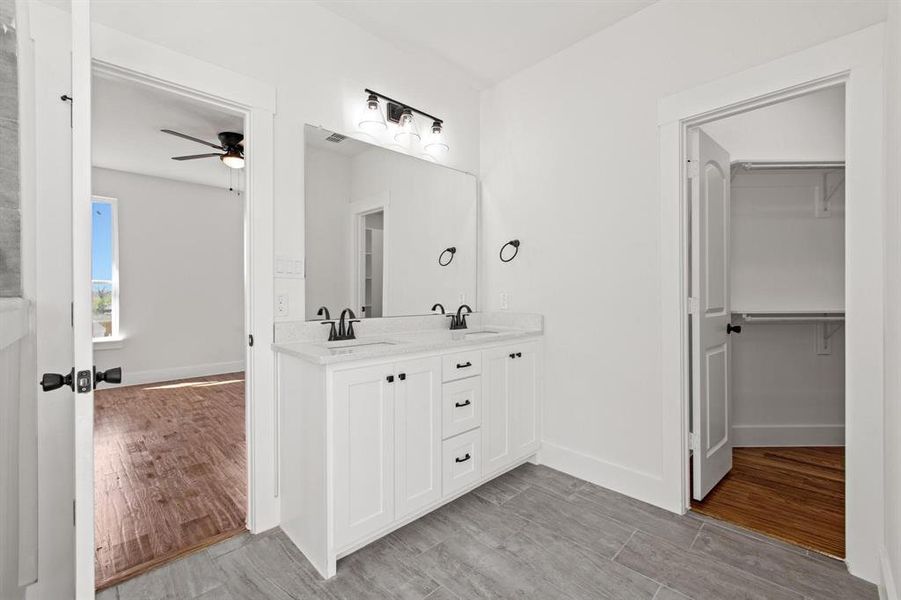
[456,361,472,369]
[454,399,471,408]
[455,453,471,463]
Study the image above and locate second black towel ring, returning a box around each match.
[499,239,520,263]
[438,247,457,266]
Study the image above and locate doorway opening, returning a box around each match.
[357,209,385,319]
[685,84,847,558]
[91,70,249,589]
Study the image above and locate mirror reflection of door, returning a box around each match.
[362,211,384,318]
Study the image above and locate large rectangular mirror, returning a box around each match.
[304,125,478,320]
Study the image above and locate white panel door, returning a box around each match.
[394,356,441,520]
[482,347,512,475]
[333,365,395,549]
[691,129,734,500]
[510,344,540,459]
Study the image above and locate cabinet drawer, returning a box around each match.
[442,377,481,439]
[442,429,481,497]
[442,350,482,382]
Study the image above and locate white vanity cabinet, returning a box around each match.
[276,334,542,579]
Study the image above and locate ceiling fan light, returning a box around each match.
[221,151,245,169]
[423,120,449,154]
[394,108,421,144]
[358,93,387,133]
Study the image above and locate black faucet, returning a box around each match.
[336,308,360,341]
[449,304,472,330]
[431,303,446,314]
[318,306,338,341]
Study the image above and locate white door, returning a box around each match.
[510,343,539,459]
[482,347,512,475]
[333,365,395,549]
[690,128,734,500]
[394,357,441,519]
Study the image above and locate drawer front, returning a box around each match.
[442,429,482,497]
[442,350,482,382]
[442,377,481,439]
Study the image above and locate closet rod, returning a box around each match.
[734,161,845,171]
[739,313,845,323]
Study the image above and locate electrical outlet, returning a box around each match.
[500,292,509,310]
[276,294,289,317]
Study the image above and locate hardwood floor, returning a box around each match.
[691,446,845,558]
[94,372,247,590]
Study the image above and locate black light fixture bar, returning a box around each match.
[364,88,443,124]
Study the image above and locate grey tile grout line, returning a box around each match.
[650,583,662,600]
[610,529,637,562]
[688,523,704,551]
[689,511,812,560]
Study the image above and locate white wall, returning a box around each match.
[728,169,845,447]
[91,167,244,385]
[86,0,482,325]
[479,0,884,533]
[304,147,351,320]
[701,85,845,162]
[883,2,901,597]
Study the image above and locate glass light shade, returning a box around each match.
[394,109,421,144]
[358,94,387,132]
[221,152,245,169]
[423,121,449,154]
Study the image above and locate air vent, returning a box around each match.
[325,133,347,143]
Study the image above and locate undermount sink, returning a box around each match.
[461,330,501,339]
[325,340,397,355]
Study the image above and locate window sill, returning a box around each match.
[93,336,125,350]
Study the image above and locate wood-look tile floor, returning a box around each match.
[691,447,845,558]
[94,372,247,590]
[96,462,876,600]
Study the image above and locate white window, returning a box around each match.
[92,196,120,341]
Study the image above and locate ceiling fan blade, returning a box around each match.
[171,153,223,161]
[161,129,224,150]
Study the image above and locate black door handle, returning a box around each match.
[456,361,472,369]
[454,399,471,408]
[40,369,73,392]
[727,324,742,334]
[455,453,471,463]
[94,366,122,387]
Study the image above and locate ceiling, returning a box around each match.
[92,74,244,189]
[316,0,656,88]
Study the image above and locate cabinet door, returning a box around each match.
[394,357,442,520]
[333,365,395,549]
[511,343,540,459]
[482,346,513,476]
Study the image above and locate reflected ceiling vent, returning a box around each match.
[325,132,347,143]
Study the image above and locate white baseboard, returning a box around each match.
[538,441,677,513]
[732,424,844,447]
[882,547,899,600]
[116,360,245,387]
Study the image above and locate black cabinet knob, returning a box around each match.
[398,373,406,381]
[386,375,395,383]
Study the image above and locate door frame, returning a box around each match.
[349,192,390,317]
[658,24,885,582]
[83,19,278,588]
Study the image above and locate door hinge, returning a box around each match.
[70,302,74,327]
[686,159,700,179]
[688,432,700,453]
[72,500,76,525]
[687,296,699,314]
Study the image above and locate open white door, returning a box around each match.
[690,128,734,501]
[71,1,95,596]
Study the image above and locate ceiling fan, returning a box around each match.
[161,129,245,169]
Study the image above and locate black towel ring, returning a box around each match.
[438,247,457,266]
[499,239,520,263]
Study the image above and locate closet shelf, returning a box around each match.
[735,311,844,323]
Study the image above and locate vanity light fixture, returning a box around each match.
[358,93,387,132]
[360,89,448,153]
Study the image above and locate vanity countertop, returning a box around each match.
[272,326,542,365]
